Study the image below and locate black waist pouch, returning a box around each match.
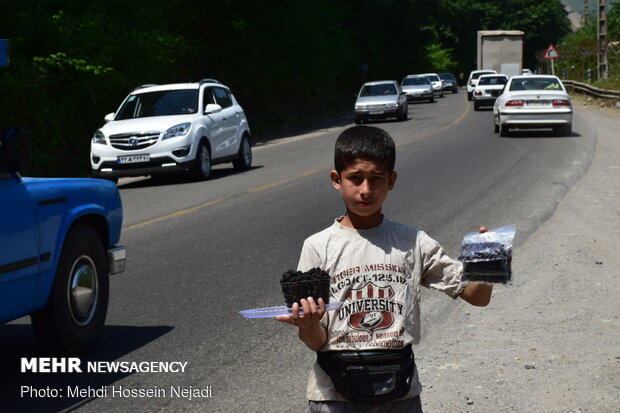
[316,345,414,402]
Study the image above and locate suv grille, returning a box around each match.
[109,131,160,150]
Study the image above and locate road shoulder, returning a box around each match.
[416,99,620,412]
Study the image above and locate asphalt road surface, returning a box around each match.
[1,90,597,412]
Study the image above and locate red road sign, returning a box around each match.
[544,44,560,59]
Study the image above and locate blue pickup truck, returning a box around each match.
[0,127,126,354]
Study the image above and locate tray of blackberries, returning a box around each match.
[239,268,342,318]
[458,225,516,284]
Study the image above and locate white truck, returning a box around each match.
[477,30,524,79]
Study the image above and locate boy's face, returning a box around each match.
[330,159,397,228]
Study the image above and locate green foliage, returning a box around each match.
[609,2,620,38]
[426,44,458,73]
[556,1,620,88]
[0,0,576,177]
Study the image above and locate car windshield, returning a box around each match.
[509,77,562,91]
[439,73,455,81]
[115,89,199,120]
[478,76,508,85]
[360,83,397,96]
[402,77,430,86]
[426,75,440,82]
[472,71,495,80]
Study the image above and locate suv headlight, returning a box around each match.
[92,130,107,145]
[163,123,191,140]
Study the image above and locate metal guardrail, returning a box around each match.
[563,80,620,100]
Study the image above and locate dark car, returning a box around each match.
[438,73,458,93]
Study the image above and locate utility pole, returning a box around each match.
[598,0,608,80]
[584,0,590,25]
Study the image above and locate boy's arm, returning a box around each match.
[276,297,328,351]
[459,283,493,306]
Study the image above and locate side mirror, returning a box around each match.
[204,103,222,114]
[0,127,32,173]
[104,113,115,123]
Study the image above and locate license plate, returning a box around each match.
[526,101,549,107]
[369,110,384,115]
[117,155,150,164]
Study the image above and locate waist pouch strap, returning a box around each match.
[316,345,415,402]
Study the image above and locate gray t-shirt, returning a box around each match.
[297,217,467,401]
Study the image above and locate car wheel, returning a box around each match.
[354,116,362,125]
[499,122,509,137]
[429,97,434,103]
[494,120,499,133]
[561,124,572,137]
[440,91,444,98]
[400,106,408,121]
[31,224,109,354]
[474,103,480,111]
[453,88,458,93]
[233,135,252,170]
[467,92,472,101]
[192,141,212,180]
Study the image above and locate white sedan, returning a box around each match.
[473,74,508,110]
[493,75,573,137]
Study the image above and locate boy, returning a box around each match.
[277,126,492,412]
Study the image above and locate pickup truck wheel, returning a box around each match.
[31,224,109,354]
[233,135,252,170]
[192,141,212,180]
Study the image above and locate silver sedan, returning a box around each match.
[354,80,408,124]
[493,75,573,137]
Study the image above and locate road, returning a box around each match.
[0,90,598,412]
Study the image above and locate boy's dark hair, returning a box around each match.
[334,126,395,173]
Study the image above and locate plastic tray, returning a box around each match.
[239,302,343,318]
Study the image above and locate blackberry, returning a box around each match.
[459,241,512,284]
[280,267,331,308]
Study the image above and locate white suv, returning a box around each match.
[90,79,252,181]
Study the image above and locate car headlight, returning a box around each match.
[92,130,107,145]
[355,105,365,110]
[163,123,191,140]
[386,102,398,108]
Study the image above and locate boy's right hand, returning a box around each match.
[276,297,326,329]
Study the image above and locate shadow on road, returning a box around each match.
[501,129,582,139]
[117,165,265,189]
[0,324,173,412]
